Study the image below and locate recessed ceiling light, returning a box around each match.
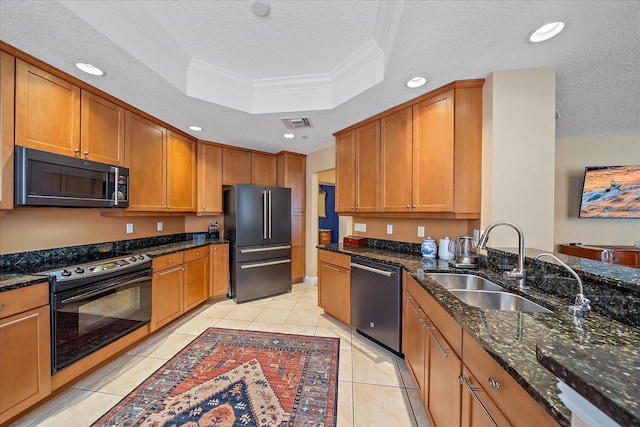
[528,21,565,43]
[189,125,203,131]
[250,0,270,17]
[406,76,426,89]
[75,62,105,76]
[283,133,294,139]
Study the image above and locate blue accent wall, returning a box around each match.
[318,184,339,243]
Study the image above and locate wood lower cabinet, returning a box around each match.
[317,250,351,325]
[335,121,380,213]
[183,247,209,312]
[151,253,185,331]
[197,141,223,214]
[460,366,512,427]
[558,244,640,268]
[402,289,427,398]
[210,243,230,298]
[0,283,51,424]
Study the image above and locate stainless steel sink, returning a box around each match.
[428,273,503,291]
[447,290,552,313]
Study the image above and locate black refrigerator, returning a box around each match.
[224,185,292,303]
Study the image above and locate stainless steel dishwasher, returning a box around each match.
[350,258,402,355]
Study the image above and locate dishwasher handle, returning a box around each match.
[350,262,396,277]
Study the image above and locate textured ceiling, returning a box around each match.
[0,0,638,154]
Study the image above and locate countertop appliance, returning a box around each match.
[350,257,402,355]
[14,145,129,208]
[45,254,151,373]
[224,185,292,303]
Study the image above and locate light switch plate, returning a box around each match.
[354,223,366,232]
[387,224,393,234]
[418,226,425,237]
[126,223,134,234]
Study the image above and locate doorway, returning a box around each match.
[318,184,339,244]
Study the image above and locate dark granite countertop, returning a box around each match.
[0,238,228,292]
[318,243,640,427]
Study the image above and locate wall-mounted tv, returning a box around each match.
[579,165,640,219]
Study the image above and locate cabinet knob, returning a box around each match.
[487,378,501,389]
[74,148,80,154]
[412,205,416,208]
[167,259,172,264]
[406,204,410,208]
[83,150,89,157]
[196,251,200,256]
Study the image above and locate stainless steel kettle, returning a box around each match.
[448,236,479,266]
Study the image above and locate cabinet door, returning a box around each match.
[125,111,167,211]
[151,266,183,331]
[252,152,277,186]
[317,261,350,325]
[167,132,196,212]
[403,293,427,399]
[335,130,356,213]
[354,121,380,212]
[381,108,413,212]
[222,147,252,185]
[291,212,305,283]
[184,256,209,312]
[0,305,51,423]
[15,59,80,156]
[460,366,512,427]
[277,152,306,212]
[80,91,125,165]
[210,243,230,298]
[197,142,222,213]
[0,51,15,209]
[412,90,455,212]
[426,314,462,427]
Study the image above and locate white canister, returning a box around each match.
[421,237,437,258]
[438,237,455,260]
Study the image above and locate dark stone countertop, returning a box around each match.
[318,243,640,427]
[0,238,229,293]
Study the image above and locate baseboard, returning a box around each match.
[303,276,318,285]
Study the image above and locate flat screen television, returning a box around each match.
[579,165,640,219]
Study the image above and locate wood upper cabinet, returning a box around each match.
[0,283,51,423]
[15,59,80,156]
[252,152,277,186]
[0,51,15,208]
[210,243,230,298]
[197,141,223,214]
[166,131,196,212]
[335,121,380,213]
[222,147,252,185]
[381,107,413,212]
[80,91,125,165]
[412,90,455,212]
[125,111,167,211]
[317,250,351,325]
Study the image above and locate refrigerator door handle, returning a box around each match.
[262,190,268,240]
[240,259,291,269]
[240,245,292,254]
[268,190,272,239]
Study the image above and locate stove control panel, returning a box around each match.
[45,254,151,282]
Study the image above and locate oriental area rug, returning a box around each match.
[92,328,340,427]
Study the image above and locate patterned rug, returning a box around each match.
[92,328,340,427]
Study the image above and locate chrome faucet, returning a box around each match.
[535,253,591,318]
[477,221,527,289]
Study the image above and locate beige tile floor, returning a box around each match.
[10,283,430,427]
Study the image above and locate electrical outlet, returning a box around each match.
[417,226,425,237]
[354,223,366,232]
[157,221,163,231]
[126,223,134,234]
[387,224,393,234]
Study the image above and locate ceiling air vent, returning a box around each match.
[281,117,312,129]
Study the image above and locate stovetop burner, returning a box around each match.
[44,254,152,288]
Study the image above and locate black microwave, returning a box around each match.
[14,146,129,208]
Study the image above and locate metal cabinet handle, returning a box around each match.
[350,262,396,277]
[459,376,498,427]
[322,264,341,272]
[488,378,501,389]
[0,312,40,329]
[404,295,423,314]
[419,317,450,357]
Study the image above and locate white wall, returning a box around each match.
[481,67,557,251]
[554,137,640,246]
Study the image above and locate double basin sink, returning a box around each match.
[428,273,552,313]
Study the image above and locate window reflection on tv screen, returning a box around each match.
[579,165,640,219]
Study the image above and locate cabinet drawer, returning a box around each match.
[317,249,351,269]
[184,247,207,263]
[407,274,462,356]
[0,282,49,319]
[153,252,185,271]
[463,331,559,427]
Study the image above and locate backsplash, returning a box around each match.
[0,233,209,274]
[487,248,640,328]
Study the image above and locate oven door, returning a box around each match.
[51,268,151,373]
